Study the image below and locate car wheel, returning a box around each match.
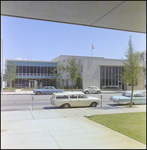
[90,102,97,107]
[36,91,41,95]
[85,91,89,94]
[96,90,101,94]
[62,103,70,108]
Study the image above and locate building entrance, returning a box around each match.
[29,80,37,89]
[118,81,122,90]
[118,81,124,90]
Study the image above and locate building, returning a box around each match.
[5,52,145,90]
[5,60,57,89]
[135,51,146,88]
[52,55,144,90]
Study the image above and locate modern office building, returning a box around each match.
[5,60,57,89]
[5,52,145,90]
[52,54,144,90]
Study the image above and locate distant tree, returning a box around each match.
[3,61,17,88]
[121,36,143,107]
[76,74,82,89]
[52,62,65,88]
[143,65,146,89]
[66,57,80,91]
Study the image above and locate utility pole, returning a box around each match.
[1,39,3,94]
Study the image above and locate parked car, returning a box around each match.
[110,91,146,105]
[50,91,101,108]
[33,86,63,95]
[83,86,101,94]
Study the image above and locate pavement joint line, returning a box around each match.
[29,107,35,119]
[67,117,85,129]
[55,109,68,118]
[55,109,85,128]
[47,131,61,149]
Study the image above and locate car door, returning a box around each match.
[47,86,55,94]
[133,93,146,104]
[77,94,88,106]
[42,86,48,94]
[89,87,95,94]
[69,94,79,107]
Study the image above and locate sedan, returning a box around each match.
[33,86,63,95]
[110,91,146,105]
[50,91,101,108]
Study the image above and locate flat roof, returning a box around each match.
[5,59,57,63]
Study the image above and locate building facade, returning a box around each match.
[5,60,57,89]
[51,55,144,90]
[135,51,146,88]
[5,52,145,90]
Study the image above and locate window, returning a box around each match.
[56,95,68,99]
[70,95,77,99]
[18,66,22,73]
[134,93,145,97]
[81,65,83,72]
[78,94,86,98]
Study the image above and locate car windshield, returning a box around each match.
[122,93,131,97]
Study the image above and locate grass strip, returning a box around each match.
[86,112,146,144]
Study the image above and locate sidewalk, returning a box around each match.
[1,105,146,149]
[1,90,146,95]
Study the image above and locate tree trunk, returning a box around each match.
[10,82,12,89]
[72,81,73,92]
[56,80,58,89]
[130,79,134,107]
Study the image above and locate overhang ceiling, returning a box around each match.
[1,1,146,33]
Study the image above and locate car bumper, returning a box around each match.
[110,97,120,104]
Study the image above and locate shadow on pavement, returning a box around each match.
[43,106,89,110]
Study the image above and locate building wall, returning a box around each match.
[5,52,145,90]
[52,55,145,90]
[5,60,57,89]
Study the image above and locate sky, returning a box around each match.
[1,15,146,70]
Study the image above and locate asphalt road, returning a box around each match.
[1,93,122,111]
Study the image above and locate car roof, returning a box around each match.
[124,91,144,94]
[53,91,84,96]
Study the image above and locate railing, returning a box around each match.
[16,73,53,76]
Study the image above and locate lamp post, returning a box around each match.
[1,39,3,94]
[91,44,95,65]
[91,45,93,65]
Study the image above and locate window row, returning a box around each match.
[12,79,56,88]
[16,66,57,74]
[13,61,57,67]
[100,66,123,86]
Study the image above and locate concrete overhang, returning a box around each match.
[1,1,146,33]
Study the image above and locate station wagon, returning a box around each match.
[50,92,101,108]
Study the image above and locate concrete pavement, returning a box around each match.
[1,104,146,149]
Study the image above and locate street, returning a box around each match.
[1,93,122,111]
